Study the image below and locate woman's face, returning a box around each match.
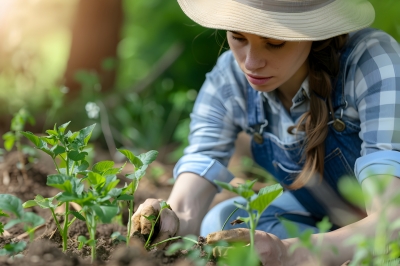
[227,31,312,96]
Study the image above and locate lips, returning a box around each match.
[246,73,272,86]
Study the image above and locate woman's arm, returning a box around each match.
[284,175,400,266]
[168,172,218,236]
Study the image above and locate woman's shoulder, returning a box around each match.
[346,28,400,68]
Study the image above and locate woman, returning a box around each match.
[132,0,400,264]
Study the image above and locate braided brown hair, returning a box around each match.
[288,34,349,190]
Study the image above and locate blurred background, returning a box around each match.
[0,0,399,165]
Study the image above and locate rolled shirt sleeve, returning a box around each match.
[173,51,248,191]
[353,30,400,183]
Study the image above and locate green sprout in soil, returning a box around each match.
[0,194,44,257]
[214,180,283,253]
[21,122,129,263]
[117,149,158,246]
[2,108,36,182]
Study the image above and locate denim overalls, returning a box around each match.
[201,29,374,239]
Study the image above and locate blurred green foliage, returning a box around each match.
[0,0,398,163]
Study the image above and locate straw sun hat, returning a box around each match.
[177,0,375,41]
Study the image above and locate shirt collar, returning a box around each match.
[262,76,310,109]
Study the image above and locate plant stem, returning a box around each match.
[52,158,61,173]
[221,207,239,231]
[248,211,256,254]
[150,236,198,249]
[62,202,69,252]
[126,200,134,246]
[50,208,63,238]
[86,214,97,263]
[144,209,164,249]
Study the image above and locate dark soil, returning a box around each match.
[0,149,219,266]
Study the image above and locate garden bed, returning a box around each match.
[0,148,227,266]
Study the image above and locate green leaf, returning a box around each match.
[56,192,82,203]
[160,201,170,210]
[67,131,79,143]
[0,222,4,235]
[0,210,9,217]
[0,194,24,218]
[0,242,27,255]
[250,184,283,213]
[137,150,159,165]
[45,129,58,136]
[143,214,157,222]
[3,132,15,151]
[47,174,74,193]
[57,122,71,135]
[22,212,45,228]
[70,211,86,221]
[316,216,332,233]
[77,124,96,146]
[87,172,106,189]
[117,194,134,201]
[91,204,119,223]
[134,165,148,180]
[51,145,66,157]
[108,188,122,198]
[22,200,38,208]
[118,149,143,168]
[77,160,90,172]
[27,195,57,209]
[68,151,88,161]
[20,131,40,147]
[41,136,57,146]
[214,180,255,199]
[92,161,114,174]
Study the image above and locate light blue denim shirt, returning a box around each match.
[174,28,400,187]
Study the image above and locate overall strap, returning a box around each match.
[246,85,268,140]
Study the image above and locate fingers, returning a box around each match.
[131,199,161,236]
[139,205,157,235]
[151,208,180,249]
[206,228,251,244]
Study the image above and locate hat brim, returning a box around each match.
[177,0,375,41]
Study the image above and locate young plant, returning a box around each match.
[0,194,44,257]
[117,149,158,246]
[214,180,283,252]
[21,122,127,262]
[2,108,36,182]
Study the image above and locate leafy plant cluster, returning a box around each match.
[17,122,158,262]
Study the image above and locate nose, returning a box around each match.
[244,46,266,71]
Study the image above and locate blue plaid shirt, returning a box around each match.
[173,29,400,187]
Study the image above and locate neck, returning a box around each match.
[277,60,309,108]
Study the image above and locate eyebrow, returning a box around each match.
[229,30,271,40]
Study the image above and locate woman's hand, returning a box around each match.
[131,198,180,249]
[206,228,316,266]
[206,228,289,265]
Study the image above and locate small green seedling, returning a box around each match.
[0,242,27,257]
[0,194,44,258]
[214,180,283,252]
[117,149,158,246]
[143,201,171,249]
[21,122,127,262]
[2,108,36,181]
